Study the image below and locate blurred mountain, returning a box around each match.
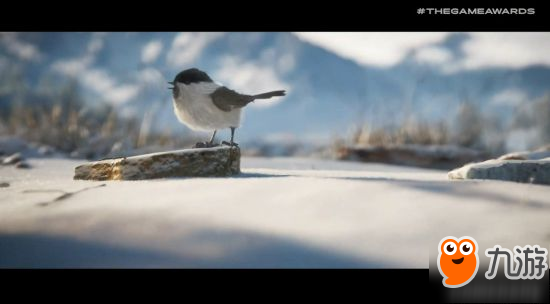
[1,32,550,148]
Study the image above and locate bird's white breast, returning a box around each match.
[172,82,242,131]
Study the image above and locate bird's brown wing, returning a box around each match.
[210,86,254,112]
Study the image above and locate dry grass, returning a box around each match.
[342,101,511,156]
[0,81,197,159]
[351,120,450,146]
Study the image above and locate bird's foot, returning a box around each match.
[221,141,239,147]
[194,141,219,148]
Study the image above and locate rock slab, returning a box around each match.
[74,146,240,180]
[448,158,550,185]
[337,144,487,170]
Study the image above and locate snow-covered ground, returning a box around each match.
[1,156,550,268]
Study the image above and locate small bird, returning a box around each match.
[169,68,286,148]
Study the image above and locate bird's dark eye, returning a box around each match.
[447,244,454,252]
[462,244,470,252]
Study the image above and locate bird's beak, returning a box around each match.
[168,81,174,90]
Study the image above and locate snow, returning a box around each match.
[1,156,550,268]
[498,149,550,161]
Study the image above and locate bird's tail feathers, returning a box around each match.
[252,90,286,100]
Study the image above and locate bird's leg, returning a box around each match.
[194,130,218,148]
[222,127,239,147]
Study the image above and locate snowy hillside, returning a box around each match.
[2,32,550,149]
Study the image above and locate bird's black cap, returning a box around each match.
[170,68,213,85]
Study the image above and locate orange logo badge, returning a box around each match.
[437,236,479,288]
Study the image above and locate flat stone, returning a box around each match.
[2,153,23,165]
[337,144,487,170]
[74,146,240,181]
[448,158,550,185]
